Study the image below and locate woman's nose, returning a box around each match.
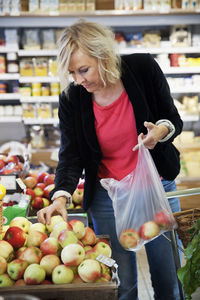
[75,73,84,85]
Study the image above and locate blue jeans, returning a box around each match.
[90,179,181,300]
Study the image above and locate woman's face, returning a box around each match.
[68,49,103,93]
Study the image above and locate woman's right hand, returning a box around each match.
[37,197,68,225]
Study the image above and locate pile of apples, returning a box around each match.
[119,211,174,250]
[70,179,84,210]
[22,171,55,211]
[0,215,112,287]
[22,172,85,211]
[0,154,24,175]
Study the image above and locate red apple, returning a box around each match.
[23,176,37,189]
[25,188,36,200]
[4,226,27,248]
[43,184,55,199]
[72,188,84,205]
[14,279,26,286]
[77,179,85,190]
[31,196,44,210]
[78,259,101,283]
[7,259,29,280]
[19,246,43,264]
[5,155,19,164]
[139,221,160,240]
[68,220,85,239]
[40,237,60,256]
[0,159,5,170]
[37,171,48,183]
[58,229,78,248]
[36,182,46,190]
[154,211,171,229]
[42,197,50,208]
[81,227,97,246]
[43,174,55,185]
[119,229,140,249]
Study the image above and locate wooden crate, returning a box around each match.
[0,282,118,300]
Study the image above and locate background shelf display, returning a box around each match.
[0,6,200,207]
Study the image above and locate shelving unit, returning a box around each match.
[0,10,200,194]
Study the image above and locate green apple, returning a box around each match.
[93,241,112,258]
[9,217,31,233]
[69,220,85,239]
[61,243,85,266]
[52,264,74,284]
[46,215,65,233]
[58,229,78,248]
[0,274,15,287]
[0,255,7,275]
[29,222,46,234]
[50,221,70,239]
[0,240,14,261]
[24,263,46,285]
[27,230,48,247]
[40,254,61,276]
[7,259,29,280]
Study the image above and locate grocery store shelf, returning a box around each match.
[23,118,58,125]
[0,46,19,52]
[163,67,200,74]
[18,49,58,56]
[180,114,199,122]
[0,116,22,122]
[0,10,200,27]
[170,87,200,93]
[0,73,19,80]
[120,46,200,55]
[19,76,59,83]
[20,96,59,103]
[0,93,20,100]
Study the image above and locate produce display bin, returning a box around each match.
[0,281,118,300]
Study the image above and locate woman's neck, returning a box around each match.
[93,79,124,107]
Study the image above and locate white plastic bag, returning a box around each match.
[100,138,177,251]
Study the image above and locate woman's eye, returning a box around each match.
[79,68,88,74]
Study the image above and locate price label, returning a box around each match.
[0,175,17,190]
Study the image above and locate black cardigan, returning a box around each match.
[50,53,183,211]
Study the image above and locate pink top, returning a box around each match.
[93,89,138,181]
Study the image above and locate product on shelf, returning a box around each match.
[170,25,191,47]
[34,58,48,76]
[48,58,58,76]
[22,29,40,50]
[22,103,36,118]
[0,55,6,73]
[30,125,46,148]
[0,83,6,93]
[142,31,161,48]
[41,84,50,96]
[50,82,60,96]
[41,29,56,49]
[19,84,32,96]
[182,95,199,115]
[32,82,41,96]
[37,103,51,119]
[6,52,19,74]
[19,59,34,76]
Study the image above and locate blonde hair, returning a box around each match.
[57,19,121,91]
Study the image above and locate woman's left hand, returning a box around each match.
[133,121,169,151]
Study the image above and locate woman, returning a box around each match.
[37,19,183,300]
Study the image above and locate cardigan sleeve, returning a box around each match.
[147,54,183,144]
[49,89,83,200]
